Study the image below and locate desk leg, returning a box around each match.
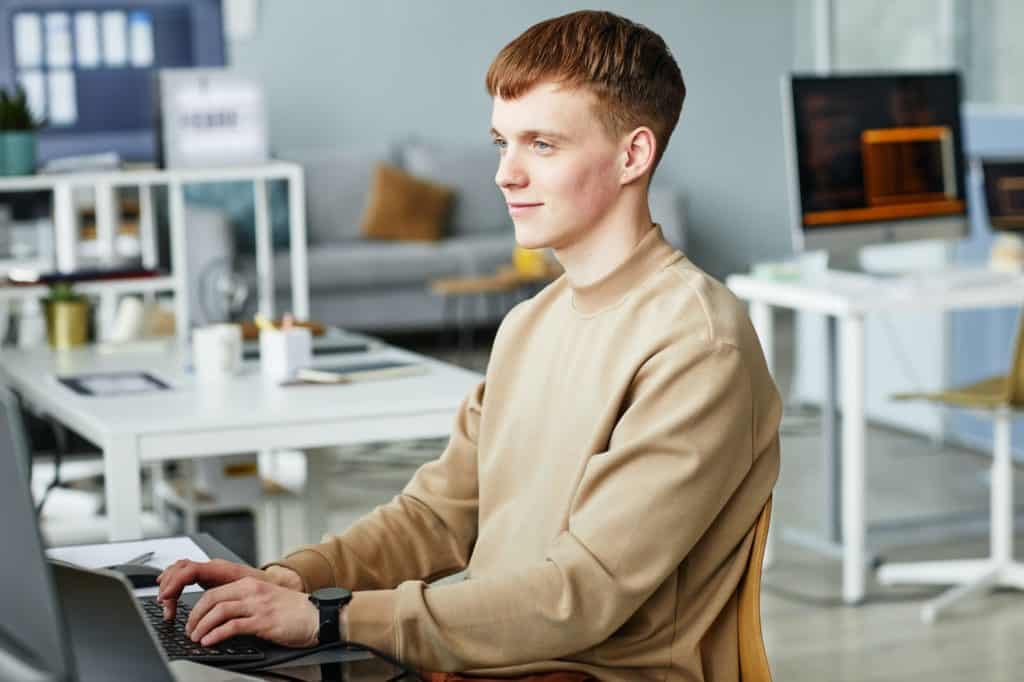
[105,435,144,541]
[304,447,331,545]
[840,315,867,604]
[748,301,778,569]
[824,317,841,543]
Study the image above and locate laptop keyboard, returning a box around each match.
[140,598,266,665]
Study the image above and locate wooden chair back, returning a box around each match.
[737,496,773,682]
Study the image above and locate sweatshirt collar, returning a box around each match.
[570,224,682,315]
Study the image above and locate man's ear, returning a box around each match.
[620,126,657,185]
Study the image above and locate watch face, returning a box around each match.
[312,587,352,605]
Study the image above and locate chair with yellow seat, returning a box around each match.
[876,312,1024,623]
[738,496,774,682]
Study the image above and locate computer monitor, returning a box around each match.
[781,72,969,262]
[982,160,1024,232]
[0,0,226,164]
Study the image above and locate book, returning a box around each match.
[295,360,428,384]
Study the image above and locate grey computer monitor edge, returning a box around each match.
[0,385,75,681]
[781,72,970,262]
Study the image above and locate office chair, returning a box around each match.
[877,311,1024,623]
[738,496,773,682]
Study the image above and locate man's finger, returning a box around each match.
[158,562,202,622]
[188,600,249,644]
[157,562,200,604]
[200,616,260,648]
[157,560,194,594]
[186,578,261,635]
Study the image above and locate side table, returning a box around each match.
[429,263,563,352]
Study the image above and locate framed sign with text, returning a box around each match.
[157,68,268,169]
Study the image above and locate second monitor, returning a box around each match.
[781,72,968,262]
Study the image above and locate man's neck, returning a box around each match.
[554,195,654,288]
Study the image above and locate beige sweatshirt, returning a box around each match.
[268,226,782,680]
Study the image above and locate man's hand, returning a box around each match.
[156,559,302,620]
[184,577,319,649]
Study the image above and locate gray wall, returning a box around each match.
[230,1,796,277]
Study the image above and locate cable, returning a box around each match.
[255,671,415,682]
[877,312,927,391]
[225,639,424,681]
[35,418,69,517]
[247,670,305,682]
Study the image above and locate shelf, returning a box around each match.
[0,161,302,191]
[0,275,176,302]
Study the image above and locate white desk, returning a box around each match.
[727,269,1024,604]
[0,339,481,542]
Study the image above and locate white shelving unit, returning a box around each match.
[0,161,309,347]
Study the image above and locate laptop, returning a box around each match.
[0,385,262,682]
[0,385,405,681]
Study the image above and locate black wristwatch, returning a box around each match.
[308,587,352,645]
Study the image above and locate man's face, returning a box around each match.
[491,82,623,251]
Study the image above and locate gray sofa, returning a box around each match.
[244,140,687,332]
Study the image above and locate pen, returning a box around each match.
[105,551,154,568]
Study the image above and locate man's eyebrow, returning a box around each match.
[489,127,570,142]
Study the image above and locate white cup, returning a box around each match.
[259,326,312,383]
[193,324,243,384]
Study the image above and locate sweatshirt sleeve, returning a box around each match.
[264,379,483,593]
[345,340,762,671]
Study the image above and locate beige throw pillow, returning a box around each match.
[360,162,454,242]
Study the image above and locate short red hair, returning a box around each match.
[486,10,686,172]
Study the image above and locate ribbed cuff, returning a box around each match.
[346,588,399,658]
[262,548,335,593]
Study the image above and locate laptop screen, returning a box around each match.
[0,385,75,681]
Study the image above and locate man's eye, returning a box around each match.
[534,140,552,151]
[492,138,507,150]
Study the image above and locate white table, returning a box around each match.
[727,269,1024,604]
[0,162,308,347]
[0,339,481,542]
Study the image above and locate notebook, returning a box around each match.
[295,360,428,384]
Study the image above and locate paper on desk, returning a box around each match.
[46,536,209,598]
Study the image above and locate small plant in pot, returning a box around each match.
[44,282,90,349]
[0,86,43,176]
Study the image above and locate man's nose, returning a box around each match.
[495,150,526,189]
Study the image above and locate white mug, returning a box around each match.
[193,324,243,383]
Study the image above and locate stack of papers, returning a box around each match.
[47,536,209,597]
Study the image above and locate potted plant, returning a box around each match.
[0,86,42,176]
[44,282,90,349]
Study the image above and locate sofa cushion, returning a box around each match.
[263,233,517,294]
[401,140,512,236]
[284,143,395,245]
[360,163,453,242]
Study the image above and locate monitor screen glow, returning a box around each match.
[782,72,969,255]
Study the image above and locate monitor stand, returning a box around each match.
[826,248,902,279]
[826,249,865,274]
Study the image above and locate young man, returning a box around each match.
[157,11,781,681]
